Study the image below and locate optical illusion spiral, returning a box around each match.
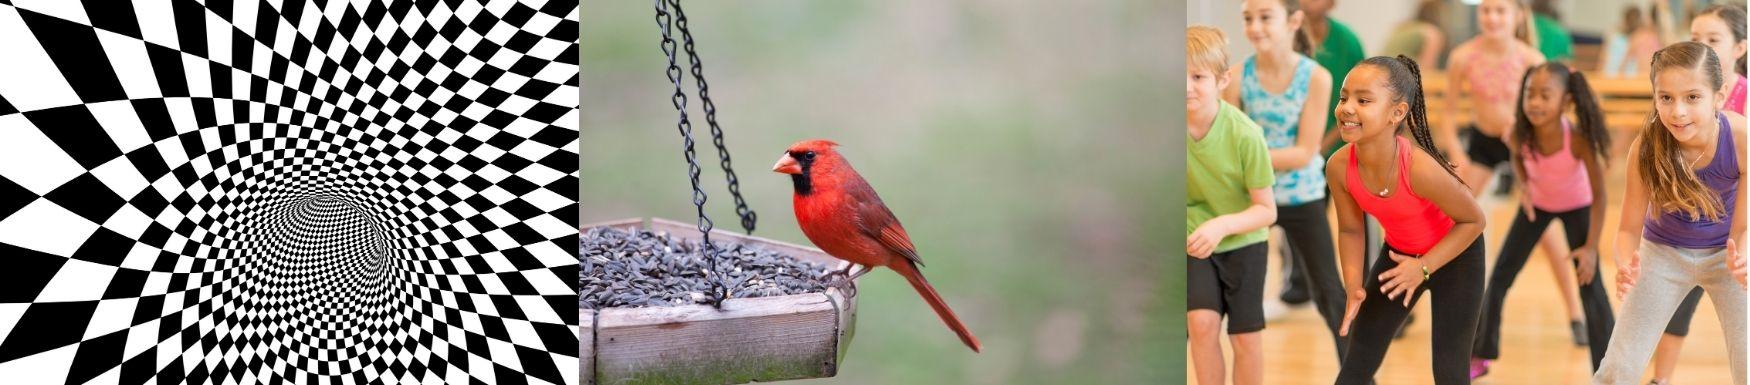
[0,0,580,384]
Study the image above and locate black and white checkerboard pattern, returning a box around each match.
[0,0,580,383]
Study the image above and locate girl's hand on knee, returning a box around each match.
[1728,240,1745,288]
[1616,251,1639,301]
[1378,251,1426,308]
[1572,246,1598,285]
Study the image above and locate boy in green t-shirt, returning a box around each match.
[1186,25,1278,385]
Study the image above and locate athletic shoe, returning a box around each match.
[1470,358,1490,379]
[1280,285,1311,305]
[1571,320,1588,346]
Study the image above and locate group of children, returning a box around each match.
[1186,1,1748,384]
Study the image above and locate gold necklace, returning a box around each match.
[1685,148,1706,169]
[1372,138,1399,197]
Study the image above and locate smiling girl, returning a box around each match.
[1223,0,1345,359]
[1327,55,1487,385]
[1642,5,1749,384]
[1592,41,1748,385]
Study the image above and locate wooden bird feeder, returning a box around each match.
[581,217,859,385]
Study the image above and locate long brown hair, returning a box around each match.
[1269,0,1317,57]
[1508,0,1537,48]
[1638,41,1728,221]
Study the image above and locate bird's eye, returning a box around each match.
[803,151,816,160]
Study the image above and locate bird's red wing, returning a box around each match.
[846,178,926,267]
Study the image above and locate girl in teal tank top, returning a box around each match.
[1230,0,1348,368]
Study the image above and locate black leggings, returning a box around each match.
[1472,206,1614,369]
[1665,287,1705,336]
[1336,238,1485,385]
[1277,198,1349,358]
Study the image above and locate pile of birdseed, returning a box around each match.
[579,226,835,309]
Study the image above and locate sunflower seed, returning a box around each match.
[580,227,832,308]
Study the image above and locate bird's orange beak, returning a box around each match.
[772,153,802,174]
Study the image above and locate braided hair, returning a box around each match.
[1358,55,1465,184]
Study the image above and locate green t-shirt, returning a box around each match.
[1534,14,1574,62]
[1317,18,1366,157]
[1188,101,1275,253]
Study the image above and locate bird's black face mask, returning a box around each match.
[788,150,817,196]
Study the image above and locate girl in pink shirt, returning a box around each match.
[1469,62,1615,378]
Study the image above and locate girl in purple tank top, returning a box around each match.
[1646,6,1749,383]
[1593,42,1748,385]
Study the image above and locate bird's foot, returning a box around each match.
[831,278,858,297]
[821,266,861,297]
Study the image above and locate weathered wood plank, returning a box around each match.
[594,294,841,384]
[581,218,645,232]
[826,286,857,366]
[582,309,596,385]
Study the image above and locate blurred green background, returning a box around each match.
[581,1,1181,383]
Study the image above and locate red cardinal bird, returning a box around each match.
[772,139,982,352]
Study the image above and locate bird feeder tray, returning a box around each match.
[581,217,858,385]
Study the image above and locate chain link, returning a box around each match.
[669,0,757,235]
[655,0,725,308]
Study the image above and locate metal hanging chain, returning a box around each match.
[655,0,726,308]
[667,0,758,235]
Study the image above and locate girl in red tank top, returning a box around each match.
[1327,55,1488,385]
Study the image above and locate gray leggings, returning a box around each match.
[1593,241,1746,384]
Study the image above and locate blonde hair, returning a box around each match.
[1518,1,1538,47]
[1188,25,1231,73]
[1639,41,1728,221]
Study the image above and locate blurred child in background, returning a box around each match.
[1470,62,1616,378]
[1604,5,1665,77]
[1382,0,1448,68]
[1442,0,1593,348]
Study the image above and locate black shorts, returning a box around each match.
[1463,126,1511,169]
[1188,242,1268,334]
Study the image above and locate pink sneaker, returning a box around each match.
[1469,358,1490,379]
